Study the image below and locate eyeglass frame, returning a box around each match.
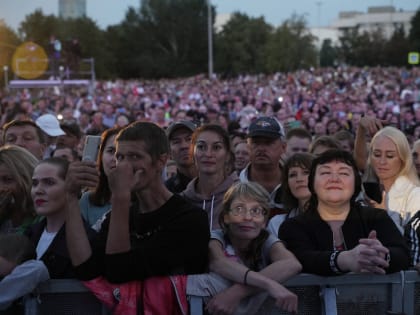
[228,205,268,218]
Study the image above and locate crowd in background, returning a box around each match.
[1,65,420,314]
[1,66,420,148]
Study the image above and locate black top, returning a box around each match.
[75,194,210,283]
[165,170,192,194]
[26,219,96,279]
[278,204,410,276]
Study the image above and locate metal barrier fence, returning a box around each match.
[22,271,420,315]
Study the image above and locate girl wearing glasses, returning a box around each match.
[187,181,301,314]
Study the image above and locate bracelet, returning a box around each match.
[330,251,344,274]
[243,269,251,285]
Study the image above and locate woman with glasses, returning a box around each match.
[279,150,410,276]
[187,181,301,314]
[181,124,238,230]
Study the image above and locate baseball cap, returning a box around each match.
[35,114,66,137]
[166,120,197,140]
[247,116,285,139]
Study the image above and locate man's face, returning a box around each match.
[115,140,164,192]
[4,125,45,159]
[248,136,285,167]
[285,136,311,158]
[169,128,193,167]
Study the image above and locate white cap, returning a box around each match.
[35,114,66,137]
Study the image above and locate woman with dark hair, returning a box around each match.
[267,153,314,235]
[27,158,95,279]
[181,124,238,230]
[279,149,410,276]
[187,182,300,314]
[79,127,122,227]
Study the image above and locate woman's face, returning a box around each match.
[314,160,355,208]
[371,136,402,184]
[31,163,66,217]
[223,196,266,240]
[0,164,18,194]
[288,165,311,203]
[193,131,228,176]
[234,142,250,172]
[102,135,117,177]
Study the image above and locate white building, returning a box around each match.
[310,6,416,48]
[59,0,86,19]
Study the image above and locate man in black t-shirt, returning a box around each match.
[65,122,209,283]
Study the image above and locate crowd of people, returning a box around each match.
[0,66,420,314]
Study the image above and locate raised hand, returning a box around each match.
[65,161,99,196]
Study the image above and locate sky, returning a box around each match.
[1,0,419,32]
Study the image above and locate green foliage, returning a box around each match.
[214,12,272,76]
[320,39,337,67]
[265,15,317,72]
[409,8,420,51]
[0,24,20,86]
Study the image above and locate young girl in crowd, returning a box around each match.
[187,182,301,314]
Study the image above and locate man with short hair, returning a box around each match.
[240,116,286,216]
[3,120,46,160]
[165,120,197,193]
[284,127,312,159]
[65,122,209,286]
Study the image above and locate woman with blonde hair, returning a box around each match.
[367,126,420,230]
[0,145,39,234]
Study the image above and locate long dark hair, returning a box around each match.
[281,153,314,211]
[89,127,122,206]
[307,149,362,211]
[219,182,270,271]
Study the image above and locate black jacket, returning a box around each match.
[279,204,410,276]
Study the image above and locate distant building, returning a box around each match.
[310,5,416,48]
[59,0,86,19]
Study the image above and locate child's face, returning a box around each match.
[0,256,17,277]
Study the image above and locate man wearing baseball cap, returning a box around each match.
[165,120,197,193]
[239,116,287,217]
[35,114,66,159]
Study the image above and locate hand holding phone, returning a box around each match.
[82,135,101,162]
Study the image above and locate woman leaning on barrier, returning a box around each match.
[279,149,410,276]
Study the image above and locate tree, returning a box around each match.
[409,8,420,51]
[18,10,111,78]
[384,25,410,66]
[215,12,272,76]
[338,27,387,66]
[265,15,317,72]
[319,39,337,67]
[0,23,20,86]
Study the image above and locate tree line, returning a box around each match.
[1,0,420,80]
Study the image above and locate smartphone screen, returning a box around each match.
[82,135,101,161]
[363,182,383,204]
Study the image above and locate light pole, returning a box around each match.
[3,66,8,92]
[207,0,214,79]
[316,1,323,67]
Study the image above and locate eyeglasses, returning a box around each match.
[229,206,267,218]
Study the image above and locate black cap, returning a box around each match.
[247,116,285,139]
[166,120,196,140]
